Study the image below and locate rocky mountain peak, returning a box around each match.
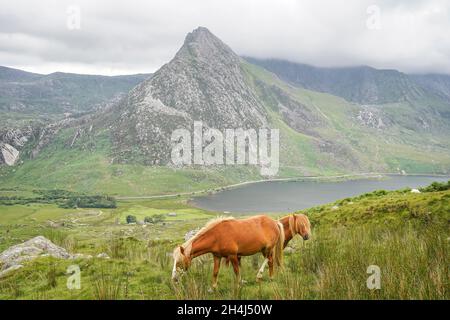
[111,27,268,164]
[176,26,239,64]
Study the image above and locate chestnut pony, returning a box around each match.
[248,214,311,280]
[172,215,285,288]
[279,213,311,247]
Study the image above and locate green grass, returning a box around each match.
[0,128,264,196]
[0,186,448,300]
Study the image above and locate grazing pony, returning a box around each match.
[278,213,311,248]
[172,215,285,288]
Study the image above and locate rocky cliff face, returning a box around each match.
[112,27,268,164]
[0,126,34,165]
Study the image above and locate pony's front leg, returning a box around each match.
[256,258,268,281]
[212,255,221,289]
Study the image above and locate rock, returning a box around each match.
[0,264,23,278]
[46,220,64,228]
[356,107,386,129]
[331,205,339,211]
[284,247,295,254]
[71,253,92,259]
[0,236,72,271]
[411,189,421,193]
[0,143,19,166]
[167,212,177,217]
[0,236,93,276]
[184,228,200,241]
[96,253,110,259]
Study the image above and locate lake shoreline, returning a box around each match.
[117,172,450,201]
[190,174,450,214]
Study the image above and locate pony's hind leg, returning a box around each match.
[229,255,241,286]
[268,254,274,279]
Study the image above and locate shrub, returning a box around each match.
[144,214,166,224]
[420,180,450,193]
[60,195,117,209]
[126,215,137,224]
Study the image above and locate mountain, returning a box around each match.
[244,58,427,105]
[1,27,449,195]
[0,67,151,167]
[0,66,151,116]
[410,73,450,103]
[110,26,268,164]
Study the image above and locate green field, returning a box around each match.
[0,182,448,300]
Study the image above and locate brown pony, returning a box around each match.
[278,213,311,248]
[172,215,285,288]
[241,214,311,280]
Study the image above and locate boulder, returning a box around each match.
[0,236,71,271]
[0,236,91,277]
[284,247,295,254]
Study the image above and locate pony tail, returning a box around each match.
[274,222,285,268]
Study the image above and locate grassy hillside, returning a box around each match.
[0,183,448,299]
[243,62,450,174]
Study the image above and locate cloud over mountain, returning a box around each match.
[1,0,449,75]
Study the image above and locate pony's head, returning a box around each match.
[289,214,311,240]
[172,246,191,282]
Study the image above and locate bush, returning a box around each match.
[60,195,117,209]
[144,214,166,224]
[420,180,450,193]
[126,215,137,224]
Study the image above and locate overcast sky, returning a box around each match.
[1,0,449,75]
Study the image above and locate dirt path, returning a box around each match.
[71,210,103,224]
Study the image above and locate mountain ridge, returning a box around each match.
[1,27,450,193]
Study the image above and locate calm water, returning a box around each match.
[193,175,449,214]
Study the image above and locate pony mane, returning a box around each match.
[178,216,235,258]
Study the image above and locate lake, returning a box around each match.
[192,175,450,213]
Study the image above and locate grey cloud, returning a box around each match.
[0,0,449,75]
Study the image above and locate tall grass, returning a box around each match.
[173,223,448,300]
[93,268,123,300]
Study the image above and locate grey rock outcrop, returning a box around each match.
[0,143,19,165]
[0,236,88,278]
